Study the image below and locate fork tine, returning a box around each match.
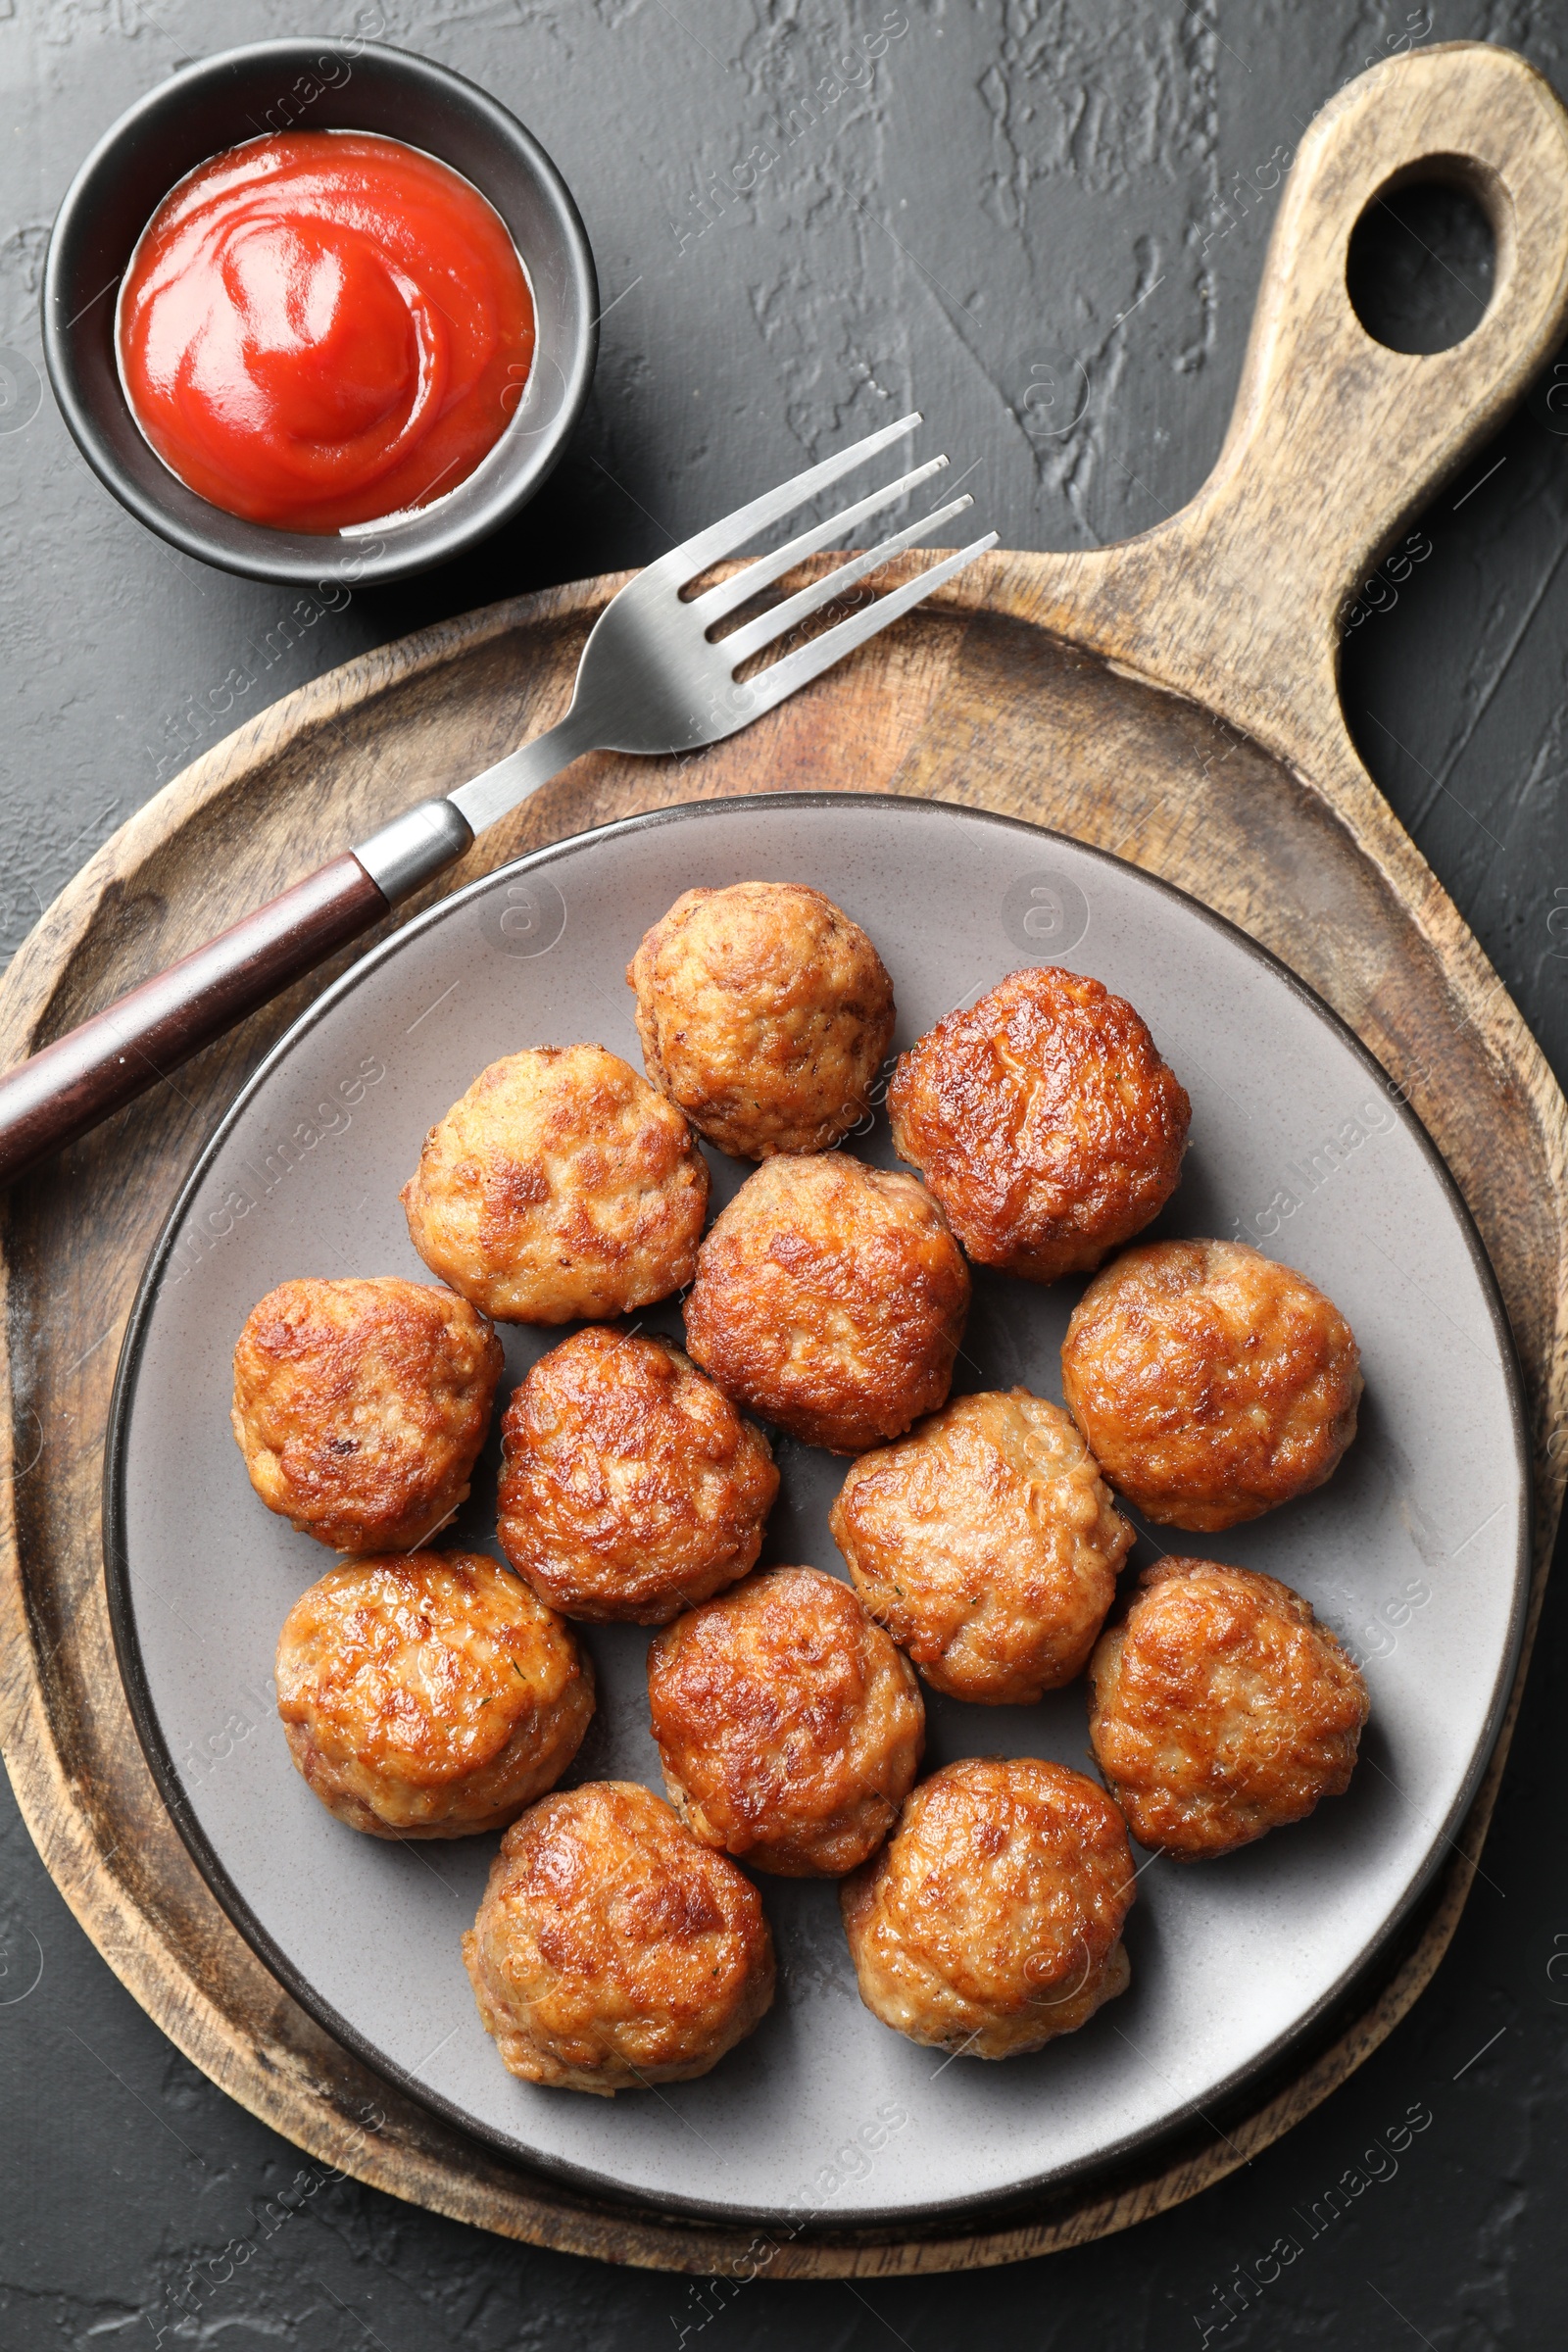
[640,413,923,588]
[731,533,1000,717]
[719,496,976,667]
[690,455,950,625]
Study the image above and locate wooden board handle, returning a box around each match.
[1183,41,1568,722]
[1007,43,1568,777]
[1217,46,1568,591]
[0,854,388,1188]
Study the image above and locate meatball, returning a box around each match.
[829,1389,1133,1704]
[1060,1239,1362,1530]
[1088,1558,1369,1858]
[400,1044,708,1324]
[683,1153,971,1453]
[231,1277,503,1554]
[647,1567,924,1877]
[887,965,1191,1281]
[462,1781,774,2093]
[841,1757,1135,2058]
[497,1327,779,1624]
[274,1551,593,1838]
[627,881,896,1159]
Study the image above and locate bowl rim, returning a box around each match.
[40,36,599,586]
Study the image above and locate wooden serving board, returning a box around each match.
[5,42,1568,2276]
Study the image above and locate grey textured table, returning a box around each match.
[3,4,1567,2346]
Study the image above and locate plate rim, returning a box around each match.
[101,790,1534,2226]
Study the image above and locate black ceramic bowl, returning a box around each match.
[41,37,598,586]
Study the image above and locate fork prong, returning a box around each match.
[731,533,1000,717]
[720,495,976,667]
[690,455,950,625]
[640,413,923,590]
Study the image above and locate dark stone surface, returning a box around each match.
[3,2,1567,2343]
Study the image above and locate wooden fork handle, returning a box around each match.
[0,794,478,1190]
[0,853,391,1190]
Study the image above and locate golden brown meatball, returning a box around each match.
[887,965,1191,1281]
[496,1326,779,1624]
[274,1551,593,1838]
[400,1044,709,1325]
[1087,1558,1369,1859]
[627,881,896,1159]
[1060,1239,1362,1531]
[647,1567,924,1876]
[231,1277,503,1554]
[829,1390,1133,1704]
[841,1757,1135,2058]
[462,1781,774,2093]
[682,1153,971,1453]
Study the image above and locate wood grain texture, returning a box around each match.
[2,41,1567,2277]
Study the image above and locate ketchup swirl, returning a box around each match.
[118,131,535,534]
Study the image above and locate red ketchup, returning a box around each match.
[117,130,535,534]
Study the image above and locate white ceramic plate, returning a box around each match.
[106,795,1528,2226]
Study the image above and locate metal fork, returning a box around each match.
[0,412,994,1187]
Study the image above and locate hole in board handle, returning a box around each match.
[1347,157,1498,354]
